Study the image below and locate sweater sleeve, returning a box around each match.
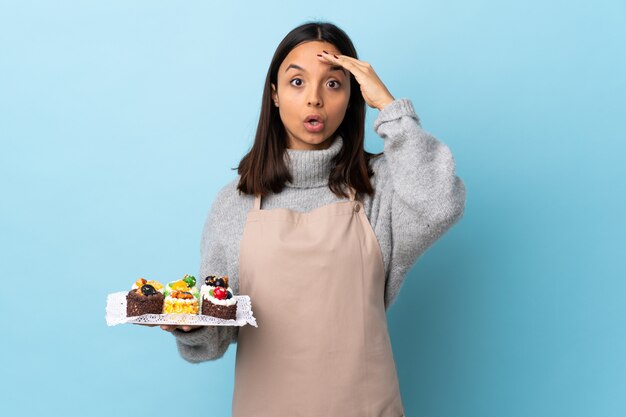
[169,188,239,363]
[369,98,466,310]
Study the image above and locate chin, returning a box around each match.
[286,127,337,149]
[290,137,333,150]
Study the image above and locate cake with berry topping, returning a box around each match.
[163,274,200,314]
[126,278,165,317]
[200,275,238,320]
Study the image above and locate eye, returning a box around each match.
[289,78,342,89]
[290,78,303,87]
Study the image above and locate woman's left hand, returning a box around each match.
[317,50,395,111]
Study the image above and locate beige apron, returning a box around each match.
[234,186,405,417]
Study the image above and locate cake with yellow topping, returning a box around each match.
[126,278,165,317]
[163,274,199,314]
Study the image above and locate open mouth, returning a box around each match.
[303,116,325,132]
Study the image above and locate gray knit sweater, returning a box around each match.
[171,98,466,363]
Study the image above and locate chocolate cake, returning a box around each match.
[126,282,164,316]
[200,275,238,320]
[201,298,237,320]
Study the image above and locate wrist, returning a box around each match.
[378,96,395,111]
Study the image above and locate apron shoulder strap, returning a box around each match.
[254,193,262,210]
[348,186,356,201]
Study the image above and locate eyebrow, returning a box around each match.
[285,64,347,76]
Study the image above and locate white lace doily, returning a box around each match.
[105,291,257,327]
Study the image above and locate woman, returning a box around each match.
[162,21,465,416]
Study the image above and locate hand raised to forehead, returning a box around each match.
[317,50,395,111]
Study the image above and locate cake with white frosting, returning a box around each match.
[201,275,238,320]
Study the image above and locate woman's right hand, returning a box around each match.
[160,325,200,332]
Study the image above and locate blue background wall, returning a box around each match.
[1,1,624,416]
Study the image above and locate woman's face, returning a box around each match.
[271,41,351,150]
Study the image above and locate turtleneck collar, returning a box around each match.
[283,134,343,188]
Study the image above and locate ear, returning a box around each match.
[271,83,279,107]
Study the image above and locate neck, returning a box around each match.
[283,134,344,188]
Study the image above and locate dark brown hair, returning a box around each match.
[235,21,383,199]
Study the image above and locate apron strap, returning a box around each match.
[254,193,262,210]
[348,185,356,201]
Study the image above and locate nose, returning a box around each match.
[307,87,322,107]
[308,98,321,106]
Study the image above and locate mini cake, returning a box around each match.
[163,274,199,314]
[126,278,165,317]
[201,275,238,320]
